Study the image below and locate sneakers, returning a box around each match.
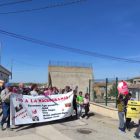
[134,133,140,139]
[118,128,126,133]
[127,127,131,131]
[80,117,82,119]
[0,125,3,131]
[6,128,13,131]
[85,116,88,119]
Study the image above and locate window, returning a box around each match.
[134,81,136,84]
[132,92,136,98]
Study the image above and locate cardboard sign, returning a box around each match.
[126,106,139,118]
[128,101,140,106]
[126,101,140,118]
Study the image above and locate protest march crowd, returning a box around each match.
[0,82,140,139]
[0,83,90,131]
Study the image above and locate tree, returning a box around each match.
[108,83,116,97]
[94,90,97,98]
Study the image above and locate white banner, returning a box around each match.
[10,92,74,125]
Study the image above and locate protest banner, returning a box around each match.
[10,92,74,125]
[126,100,140,118]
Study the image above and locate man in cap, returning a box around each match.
[64,86,70,94]
[0,83,13,131]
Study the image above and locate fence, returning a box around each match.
[49,60,92,68]
[89,77,134,108]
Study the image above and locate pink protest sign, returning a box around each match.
[117,81,129,95]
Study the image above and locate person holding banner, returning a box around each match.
[45,85,52,95]
[73,90,77,117]
[64,86,70,94]
[30,84,38,96]
[0,83,13,131]
[50,87,59,95]
[76,91,84,119]
[117,92,125,133]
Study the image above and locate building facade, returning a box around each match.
[133,76,140,84]
[48,61,93,98]
[0,65,11,83]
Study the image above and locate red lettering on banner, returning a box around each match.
[34,99,37,103]
[31,99,33,103]
[35,94,72,103]
[25,99,28,103]
[12,110,27,120]
[16,98,23,102]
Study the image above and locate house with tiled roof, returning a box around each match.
[94,82,106,98]
[133,76,140,84]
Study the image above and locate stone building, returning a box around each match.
[0,65,11,83]
[48,61,93,97]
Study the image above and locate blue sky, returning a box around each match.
[0,0,140,83]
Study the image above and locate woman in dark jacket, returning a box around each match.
[73,90,77,117]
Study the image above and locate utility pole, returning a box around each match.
[11,59,13,79]
[0,43,1,65]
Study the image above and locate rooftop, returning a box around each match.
[128,84,140,89]
[133,76,140,79]
[0,65,11,75]
[94,82,106,87]
[49,60,92,68]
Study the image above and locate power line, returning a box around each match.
[0,29,140,64]
[0,0,86,15]
[13,59,47,67]
[0,0,32,7]
[5,60,11,67]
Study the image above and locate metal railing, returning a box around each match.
[49,60,92,68]
[89,77,134,108]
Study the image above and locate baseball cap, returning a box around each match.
[5,83,13,87]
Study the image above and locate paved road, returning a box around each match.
[0,109,139,140]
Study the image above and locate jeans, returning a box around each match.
[1,103,10,128]
[77,105,82,118]
[135,125,140,134]
[118,112,124,129]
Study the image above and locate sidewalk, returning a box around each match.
[0,124,72,140]
[0,110,139,140]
